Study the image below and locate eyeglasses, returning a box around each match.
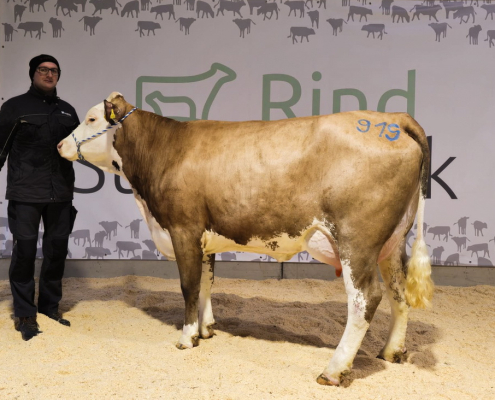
[37,67,60,76]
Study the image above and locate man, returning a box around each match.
[0,55,79,341]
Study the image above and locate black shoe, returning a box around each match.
[42,312,71,327]
[14,316,42,341]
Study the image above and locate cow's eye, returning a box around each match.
[89,118,96,122]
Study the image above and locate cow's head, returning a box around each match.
[57,91,129,176]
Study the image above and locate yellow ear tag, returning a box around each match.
[110,110,116,119]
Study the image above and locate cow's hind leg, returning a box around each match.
[317,251,382,386]
[173,231,203,349]
[377,241,409,363]
[199,254,216,339]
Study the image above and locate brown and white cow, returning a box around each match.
[58,92,434,386]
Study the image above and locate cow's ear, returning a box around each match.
[104,100,117,123]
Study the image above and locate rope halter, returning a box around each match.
[72,107,137,162]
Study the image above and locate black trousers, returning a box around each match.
[8,201,74,318]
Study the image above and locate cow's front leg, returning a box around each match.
[199,254,215,339]
[377,243,409,363]
[173,231,203,349]
[317,255,382,386]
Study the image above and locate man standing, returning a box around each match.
[0,55,79,341]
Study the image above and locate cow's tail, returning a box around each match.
[402,114,434,309]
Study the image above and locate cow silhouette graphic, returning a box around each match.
[55,0,78,17]
[90,0,122,15]
[84,247,112,259]
[285,1,308,18]
[347,5,373,22]
[247,0,264,15]
[70,229,92,246]
[196,1,214,18]
[485,29,495,47]
[114,241,142,258]
[49,17,64,38]
[428,226,451,241]
[80,16,102,36]
[472,220,487,236]
[432,246,444,264]
[308,10,319,29]
[444,253,460,266]
[288,26,315,43]
[362,24,387,39]
[452,236,470,252]
[99,220,123,239]
[74,0,89,12]
[135,21,161,36]
[215,0,246,18]
[467,243,489,258]
[17,22,46,39]
[454,216,469,234]
[126,218,142,238]
[150,4,175,20]
[93,230,107,247]
[327,18,346,36]
[2,23,17,41]
[136,62,236,121]
[391,5,410,23]
[257,3,280,20]
[481,4,495,20]
[29,0,49,12]
[443,1,464,19]
[176,17,195,35]
[379,0,393,16]
[121,0,140,17]
[453,6,476,24]
[429,22,452,42]
[14,5,27,22]
[233,18,255,38]
[411,4,441,22]
[467,25,482,44]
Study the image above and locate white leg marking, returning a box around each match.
[199,256,215,339]
[178,322,199,349]
[321,259,369,385]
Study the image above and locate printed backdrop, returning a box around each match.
[0,0,494,266]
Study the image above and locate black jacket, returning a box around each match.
[0,85,80,202]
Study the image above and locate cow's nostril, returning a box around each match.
[57,142,63,150]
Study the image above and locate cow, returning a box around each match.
[481,4,495,20]
[454,216,469,234]
[442,1,464,19]
[49,17,64,38]
[2,23,17,41]
[288,26,315,43]
[196,1,214,18]
[257,2,279,20]
[472,220,487,236]
[115,241,142,258]
[452,236,470,252]
[135,21,161,36]
[379,0,393,15]
[411,4,442,22]
[347,5,373,22]
[467,243,490,258]
[391,5,410,23]
[307,10,319,29]
[93,230,107,247]
[427,226,451,241]
[467,25,482,44]
[233,18,255,38]
[284,0,308,18]
[429,22,452,42]
[90,0,121,15]
[176,17,195,35]
[215,0,246,18]
[14,4,27,22]
[73,0,88,12]
[326,18,346,36]
[121,0,139,17]
[247,0,264,15]
[79,16,102,35]
[486,30,495,47]
[99,220,122,239]
[84,247,112,259]
[361,24,387,39]
[453,6,476,24]
[70,229,91,246]
[17,22,46,39]
[57,91,434,386]
[150,4,175,20]
[28,0,49,12]
[126,218,142,238]
[54,0,78,17]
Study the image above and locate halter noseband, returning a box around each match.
[72,107,137,162]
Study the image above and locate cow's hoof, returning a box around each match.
[377,347,407,363]
[200,325,215,339]
[316,373,340,386]
[175,335,199,350]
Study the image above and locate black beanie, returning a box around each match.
[29,54,61,81]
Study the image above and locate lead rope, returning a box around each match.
[72,107,137,162]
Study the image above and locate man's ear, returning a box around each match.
[104,99,116,123]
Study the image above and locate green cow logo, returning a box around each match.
[136,63,237,121]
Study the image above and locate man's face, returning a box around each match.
[32,61,59,94]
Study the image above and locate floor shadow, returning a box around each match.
[1,276,441,385]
